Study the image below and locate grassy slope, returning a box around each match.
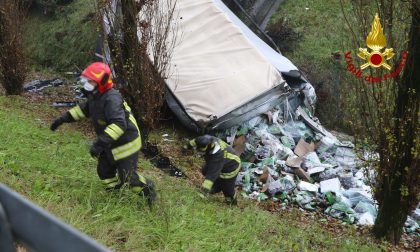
[23,0,98,72]
[270,0,353,130]
[14,0,386,251]
[0,96,383,251]
[271,0,351,66]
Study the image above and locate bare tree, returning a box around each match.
[98,0,178,138]
[0,0,27,95]
[340,0,419,244]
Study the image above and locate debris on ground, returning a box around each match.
[23,78,65,92]
[52,101,77,107]
[142,142,186,178]
[24,76,85,107]
[217,94,420,234]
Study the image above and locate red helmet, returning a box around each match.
[81,62,113,93]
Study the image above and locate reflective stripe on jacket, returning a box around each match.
[198,137,241,190]
[66,88,141,161]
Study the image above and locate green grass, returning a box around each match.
[270,0,354,131]
[271,0,352,71]
[0,96,385,251]
[23,0,98,72]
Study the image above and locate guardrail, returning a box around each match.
[0,183,111,252]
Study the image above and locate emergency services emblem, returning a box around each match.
[344,13,407,83]
[357,14,394,70]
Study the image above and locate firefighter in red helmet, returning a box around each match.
[50,62,156,207]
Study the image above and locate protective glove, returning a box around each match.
[50,117,64,131]
[181,142,193,155]
[90,141,105,158]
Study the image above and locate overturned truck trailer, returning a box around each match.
[164,0,314,132]
[103,0,315,132]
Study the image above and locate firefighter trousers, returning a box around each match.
[97,150,146,190]
[210,176,237,198]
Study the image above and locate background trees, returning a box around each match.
[0,0,27,95]
[341,0,419,244]
[98,0,177,139]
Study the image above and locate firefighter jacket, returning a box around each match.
[64,88,141,161]
[190,137,241,191]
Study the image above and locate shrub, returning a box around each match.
[99,0,177,137]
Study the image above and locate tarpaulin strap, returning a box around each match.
[202,179,214,190]
[104,123,124,141]
[111,137,141,161]
[102,177,119,189]
[219,164,240,179]
[69,106,85,121]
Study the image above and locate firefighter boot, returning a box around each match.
[225,195,238,206]
[140,178,157,209]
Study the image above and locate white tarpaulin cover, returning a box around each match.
[163,0,285,125]
[212,0,298,73]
